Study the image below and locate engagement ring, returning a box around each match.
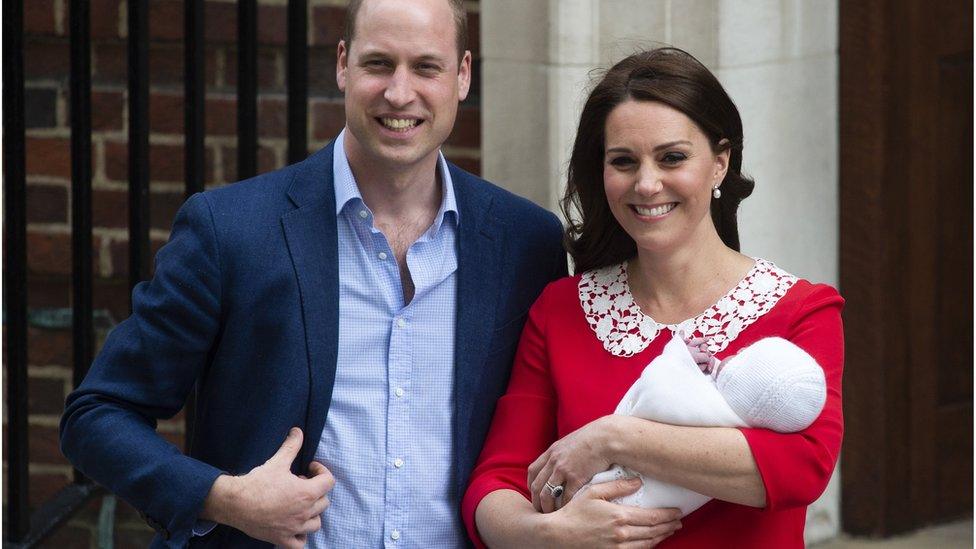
[544,481,564,498]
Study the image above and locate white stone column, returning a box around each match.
[713,2,840,543]
[481,0,601,213]
[481,0,840,543]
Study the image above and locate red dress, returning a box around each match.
[462,260,845,548]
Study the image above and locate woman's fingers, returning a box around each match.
[530,454,567,514]
[526,449,549,496]
[624,506,683,528]
[617,530,677,549]
[557,477,588,509]
[647,532,677,547]
[618,520,682,540]
[614,504,683,543]
[581,477,642,501]
[529,459,557,512]
[539,474,565,514]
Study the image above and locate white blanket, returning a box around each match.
[585,334,826,516]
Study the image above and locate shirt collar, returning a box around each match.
[332,129,459,231]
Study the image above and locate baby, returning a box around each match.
[585,333,827,516]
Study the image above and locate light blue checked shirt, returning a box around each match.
[307,130,464,548]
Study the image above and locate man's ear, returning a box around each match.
[336,40,349,92]
[457,50,472,102]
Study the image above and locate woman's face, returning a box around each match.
[603,99,729,254]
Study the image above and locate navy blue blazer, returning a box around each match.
[60,142,567,548]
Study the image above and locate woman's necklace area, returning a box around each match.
[578,256,797,358]
[624,258,749,327]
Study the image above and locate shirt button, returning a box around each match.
[394,458,404,468]
[358,210,368,219]
[378,252,388,260]
[391,530,401,541]
[396,318,407,328]
[395,387,404,397]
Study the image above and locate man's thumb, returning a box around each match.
[268,427,303,466]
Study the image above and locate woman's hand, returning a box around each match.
[528,415,618,512]
[541,478,682,548]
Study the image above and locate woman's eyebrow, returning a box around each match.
[606,140,692,154]
[652,140,692,151]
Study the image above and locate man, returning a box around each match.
[59,0,566,547]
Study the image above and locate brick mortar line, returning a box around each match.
[25,177,70,187]
[25,414,67,425]
[156,422,187,434]
[27,416,63,428]
[27,463,73,476]
[27,366,74,379]
[25,224,173,241]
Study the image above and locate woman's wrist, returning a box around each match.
[476,489,561,548]
[602,415,666,474]
[599,414,636,464]
[531,508,562,547]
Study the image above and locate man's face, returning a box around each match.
[337,0,471,171]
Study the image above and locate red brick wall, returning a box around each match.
[5,0,480,545]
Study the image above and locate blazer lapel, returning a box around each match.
[451,166,504,497]
[280,143,340,468]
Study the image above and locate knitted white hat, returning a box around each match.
[715,337,827,433]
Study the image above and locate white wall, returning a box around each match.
[481,0,840,543]
[715,0,838,288]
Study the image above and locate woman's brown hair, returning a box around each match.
[561,47,755,274]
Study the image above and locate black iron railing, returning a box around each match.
[2,1,311,545]
[4,0,30,541]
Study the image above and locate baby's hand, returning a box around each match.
[682,333,722,377]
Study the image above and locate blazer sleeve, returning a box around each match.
[462,283,560,547]
[738,283,845,510]
[60,193,225,546]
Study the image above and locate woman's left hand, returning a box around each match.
[527,415,618,513]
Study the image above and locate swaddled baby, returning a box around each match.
[585,334,827,516]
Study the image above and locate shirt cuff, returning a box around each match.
[192,519,217,537]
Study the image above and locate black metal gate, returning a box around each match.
[3,1,310,545]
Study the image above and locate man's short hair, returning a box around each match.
[343,0,468,63]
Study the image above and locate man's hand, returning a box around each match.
[201,428,335,548]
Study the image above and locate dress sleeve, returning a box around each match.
[461,283,560,547]
[738,283,845,510]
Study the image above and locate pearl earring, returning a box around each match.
[712,186,722,199]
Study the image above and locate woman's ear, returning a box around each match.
[714,138,731,183]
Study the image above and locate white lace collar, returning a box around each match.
[578,258,797,357]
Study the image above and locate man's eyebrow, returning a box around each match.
[357,51,390,60]
[414,54,447,63]
[357,50,448,64]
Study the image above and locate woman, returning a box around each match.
[461,47,844,548]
